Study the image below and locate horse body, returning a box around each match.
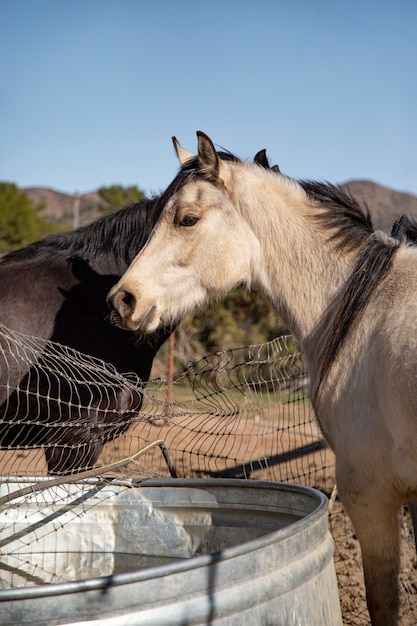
[108,132,417,625]
[0,199,172,473]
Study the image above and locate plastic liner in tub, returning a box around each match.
[0,478,342,625]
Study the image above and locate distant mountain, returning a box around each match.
[23,180,417,233]
[342,180,417,232]
[23,187,110,228]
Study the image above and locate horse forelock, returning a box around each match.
[151,150,242,227]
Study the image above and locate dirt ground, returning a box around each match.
[1,407,417,625]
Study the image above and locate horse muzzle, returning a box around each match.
[107,288,157,334]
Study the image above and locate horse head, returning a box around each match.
[107,132,261,334]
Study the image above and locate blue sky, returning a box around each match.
[1,0,416,198]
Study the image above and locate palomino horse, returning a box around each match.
[108,131,417,625]
[0,199,173,473]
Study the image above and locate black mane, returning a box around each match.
[391,213,417,243]
[303,182,400,402]
[300,181,374,251]
[2,198,158,269]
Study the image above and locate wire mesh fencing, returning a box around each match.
[0,325,416,623]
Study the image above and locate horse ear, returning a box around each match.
[196,131,221,181]
[254,149,281,174]
[254,149,269,168]
[172,137,194,166]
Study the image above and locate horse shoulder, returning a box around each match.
[316,253,417,462]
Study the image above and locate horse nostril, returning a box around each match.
[121,291,135,310]
[108,290,136,319]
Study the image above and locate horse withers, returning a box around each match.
[0,199,173,474]
[108,132,417,626]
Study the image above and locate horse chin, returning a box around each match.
[131,305,160,335]
[112,315,138,332]
[109,309,127,330]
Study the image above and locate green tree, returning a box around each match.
[0,182,57,252]
[98,184,145,213]
[185,289,288,353]
[154,288,289,373]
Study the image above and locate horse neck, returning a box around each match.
[77,201,154,273]
[65,215,131,273]
[232,169,359,344]
[12,202,152,275]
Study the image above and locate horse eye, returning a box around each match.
[179,214,199,227]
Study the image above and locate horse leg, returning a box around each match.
[338,482,401,626]
[45,440,103,475]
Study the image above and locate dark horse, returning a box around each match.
[391,213,417,243]
[0,199,172,474]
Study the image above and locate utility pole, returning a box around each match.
[165,331,175,416]
[73,191,80,229]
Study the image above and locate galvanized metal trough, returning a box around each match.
[0,478,342,625]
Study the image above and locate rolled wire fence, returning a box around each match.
[0,323,415,624]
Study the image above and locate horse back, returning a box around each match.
[0,256,76,337]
